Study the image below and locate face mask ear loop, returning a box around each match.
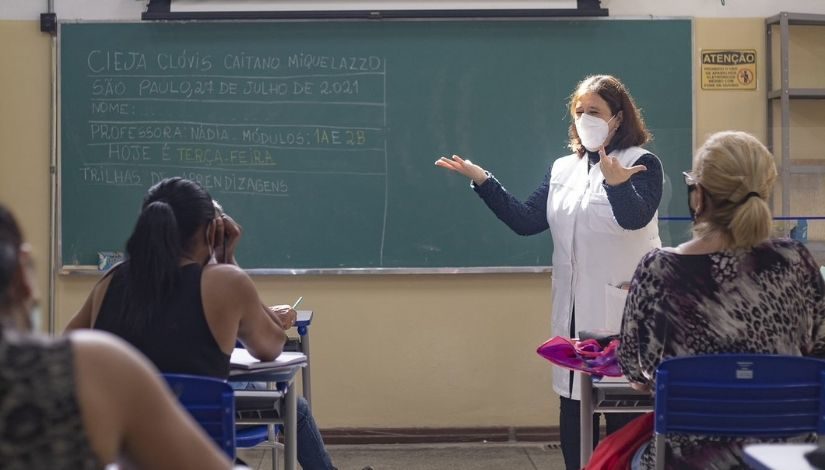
[603,114,619,149]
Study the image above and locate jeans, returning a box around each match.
[231,381,335,470]
[559,395,642,470]
[631,442,649,470]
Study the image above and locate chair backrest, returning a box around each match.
[163,373,236,459]
[654,354,825,470]
[655,354,825,438]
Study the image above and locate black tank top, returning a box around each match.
[94,263,230,379]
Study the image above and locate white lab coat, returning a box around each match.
[546,146,661,400]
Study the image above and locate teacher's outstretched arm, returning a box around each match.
[435,154,550,236]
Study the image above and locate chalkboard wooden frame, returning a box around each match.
[56,18,693,274]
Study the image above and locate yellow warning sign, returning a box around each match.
[701,49,757,90]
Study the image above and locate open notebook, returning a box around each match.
[230,348,307,370]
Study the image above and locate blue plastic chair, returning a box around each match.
[234,382,288,470]
[233,311,314,469]
[232,339,283,468]
[233,318,312,470]
[237,425,281,470]
[231,352,287,469]
[654,354,825,470]
[163,373,237,460]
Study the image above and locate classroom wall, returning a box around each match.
[0,21,51,326]
[768,23,825,241]
[1,1,824,430]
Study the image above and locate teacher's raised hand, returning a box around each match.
[434,154,489,186]
[599,146,647,187]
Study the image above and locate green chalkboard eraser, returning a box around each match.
[98,251,124,271]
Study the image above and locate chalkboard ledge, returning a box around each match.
[60,265,552,276]
[244,267,553,275]
[60,265,103,275]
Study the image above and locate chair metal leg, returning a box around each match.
[284,385,297,470]
[655,433,665,470]
[579,372,595,466]
[265,423,279,470]
[299,330,312,408]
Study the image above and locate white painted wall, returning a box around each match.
[2,0,825,21]
[603,0,825,18]
[0,0,44,20]
[0,1,146,21]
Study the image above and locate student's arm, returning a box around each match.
[618,250,664,389]
[65,271,115,332]
[811,279,825,357]
[796,242,825,357]
[72,330,232,470]
[65,291,95,331]
[202,264,286,361]
[212,213,241,265]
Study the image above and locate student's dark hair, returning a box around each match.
[121,177,215,335]
[0,205,23,311]
[567,75,652,157]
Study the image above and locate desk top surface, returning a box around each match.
[296,310,313,327]
[589,375,650,394]
[743,444,817,470]
[229,349,306,381]
[229,364,303,382]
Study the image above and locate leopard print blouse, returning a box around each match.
[619,238,825,470]
[0,332,100,469]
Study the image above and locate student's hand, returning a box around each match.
[269,305,297,329]
[599,146,647,187]
[214,214,242,264]
[262,305,286,330]
[434,154,489,186]
[630,381,652,394]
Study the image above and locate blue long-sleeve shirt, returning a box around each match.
[472,150,663,234]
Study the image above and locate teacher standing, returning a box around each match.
[435,75,663,470]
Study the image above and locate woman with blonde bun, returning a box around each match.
[618,131,825,469]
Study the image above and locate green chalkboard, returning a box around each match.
[59,19,692,270]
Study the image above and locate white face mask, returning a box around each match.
[575,113,616,152]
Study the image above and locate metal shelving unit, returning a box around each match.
[765,12,825,217]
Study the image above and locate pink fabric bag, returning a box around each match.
[536,336,623,377]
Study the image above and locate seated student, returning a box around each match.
[618,131,825,469]
[0,204,233,469]
[65,177,337,470]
